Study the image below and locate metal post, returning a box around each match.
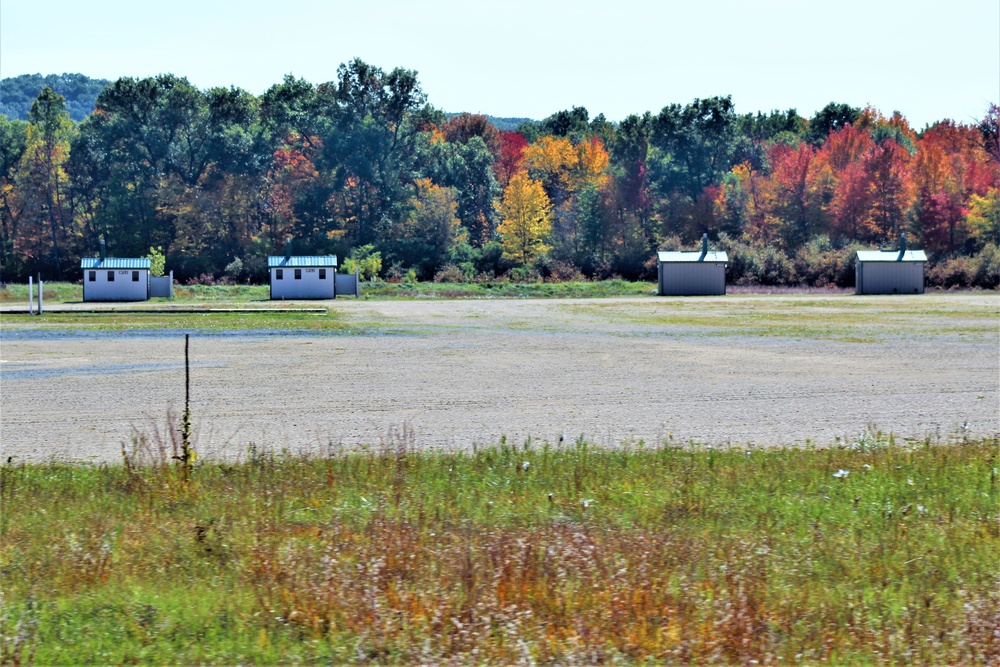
[28,276,34,314]
[355,267,360,298]
[183,334,191,448]
[179,333,193,481]
[38,277,43,315]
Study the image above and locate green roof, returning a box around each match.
[81,258,150,270]
[856,250,928,263]
[657,251,728,263]
[268,256,338,268]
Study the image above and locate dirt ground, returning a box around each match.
[1,295,998,462]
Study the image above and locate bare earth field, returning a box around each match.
[1,294,997,462]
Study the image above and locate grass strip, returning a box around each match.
[2,433,997,664]
[0,280,658,304]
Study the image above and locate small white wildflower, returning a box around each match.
[833,469,850,479]
[917,505,927,515]
[521,461,530,471]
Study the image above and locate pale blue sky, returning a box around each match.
[2,0,997,128]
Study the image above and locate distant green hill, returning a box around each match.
[484,115,535,132]
[1,74,535,130]
[0,73,111,122]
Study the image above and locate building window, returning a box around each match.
[132,271,139,282]
[108,271,115,281]
[88,271,96,282]
[294,269,302,280]
[319,269,326,279]
[276,269,283,280]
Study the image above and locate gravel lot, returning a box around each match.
[2,295,997,462]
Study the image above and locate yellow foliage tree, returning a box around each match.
[965,188,1000,246]
[523,136,577,199]
[571,136,610,190]
[497,172,553,265]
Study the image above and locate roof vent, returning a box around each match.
[99,237,106,262]
[896,233,907,261]
[285,237,292,260]
[699,233,709,261]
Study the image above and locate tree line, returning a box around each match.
[1,60,997,287]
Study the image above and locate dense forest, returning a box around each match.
[1,61,997,287]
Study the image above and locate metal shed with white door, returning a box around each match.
[269,255,337,300]
[855,236,927,295]
[81,257,151,301]
[657,234,728,296]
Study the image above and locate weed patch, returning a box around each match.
[2,434,997,664]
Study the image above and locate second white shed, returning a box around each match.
[269,254,337,300]
[657,234,728,296]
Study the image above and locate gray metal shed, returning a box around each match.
[657,234,728,296]
[855,236,927,295]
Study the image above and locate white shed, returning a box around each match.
[855,236,927,295]
[81,257,151,301]
[657,234,728,296]
[269,255,337,300]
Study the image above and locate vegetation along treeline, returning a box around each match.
[1,63,998,287]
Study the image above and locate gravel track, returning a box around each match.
[2,295,997,462]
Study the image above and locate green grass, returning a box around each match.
[2,432,997,664]
[0,280,656,305]
[0,282,85,303]
[360,278,657,299]
[564,295,1000,341]
[0,309,356,332]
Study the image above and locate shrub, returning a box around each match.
[719,234,757,285]
[224,258,245,283]
[432,264,469,283]
[343,245,382,281]
[928,245,1000,289]
[972,243,1000,288]
[146,246,166,277]
[185,273,217,286]
[719,234,795,285]
[755,245,796,285]
[547,261,586,282]
[794,237,864,288]
[928,257,974,289]
[507,266,540,283]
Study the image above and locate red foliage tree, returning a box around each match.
[494,131,528,189]
[916,188,966,254]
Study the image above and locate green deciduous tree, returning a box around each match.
[385,178,465,279]
[0,115,28,275]
[19,87,75,276]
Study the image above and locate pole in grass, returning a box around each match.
[175,333,194,481]
[37,275,43,315]
[28,276,33,315]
